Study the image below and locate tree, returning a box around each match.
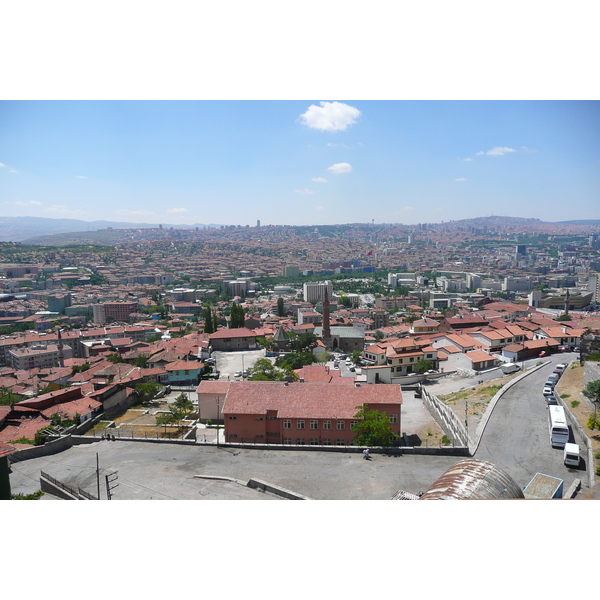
[290,332,318,352]
[156,411,177,433]
[247,358,289,381]
[583,380,600,430]
[276,352,315,370]
[230,302,245,328]
[351,404,397,447]
[134,382,161,403]
[351,350,362,365]
[277,296,285,317]
[107,353,124,364]
[413,359,433,374]
[172,392,194,415]
[133,353,149,368]
[203,305,215,334]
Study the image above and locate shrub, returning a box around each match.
[12,490,45,500]
[570,400,579,408]
[441,434,451,446]
[560,394,570,399]
[587,413,600,431]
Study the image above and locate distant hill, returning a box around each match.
[555,220,600,226]
[0,216,218,242]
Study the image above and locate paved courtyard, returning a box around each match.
[8,439,461,500]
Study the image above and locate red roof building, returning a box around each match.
[222,381,402,446]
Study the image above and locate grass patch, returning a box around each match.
[560,393,570,399]
[570,400,580,408]
[12,490,45,500]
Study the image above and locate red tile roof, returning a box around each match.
[223,381,402,419]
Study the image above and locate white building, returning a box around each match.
[303,281,333,303]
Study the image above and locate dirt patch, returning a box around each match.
[438,376,508,439]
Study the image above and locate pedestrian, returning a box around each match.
[101,433,105,440]
[363,448,370,460]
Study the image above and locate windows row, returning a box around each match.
[282,419,358,430]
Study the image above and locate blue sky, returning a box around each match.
[1,100,599,226]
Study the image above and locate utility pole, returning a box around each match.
[216,396,220,447]
[465,401,468,446]
[96,452,100,500]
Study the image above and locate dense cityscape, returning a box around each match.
[1,214,599,501]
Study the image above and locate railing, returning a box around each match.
[40,470,97,500]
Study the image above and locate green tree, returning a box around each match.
[107,353,124,364]
[172,392,194,415]
[247,358,289,381]
[277,296,285,317]
[203,305,215,334]
[230,302,245,328]
[133,353,149,368]
[0,386,23,406]
[413,359,433,374]
[134,382,161,403]
[290,332,318,352]
[276,352,315,370]
[351,350,362,364]
[351,405,397,447]
[583,379,600,430]
[156,411,177,433]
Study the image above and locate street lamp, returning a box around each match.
[216,395,220,447]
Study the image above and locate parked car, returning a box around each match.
[555,363,568,372]
[543,386,554,396]
[234,370,242,378]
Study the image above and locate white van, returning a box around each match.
[501,363,520,374]
[563,443,580,467]
[548,405,569,449]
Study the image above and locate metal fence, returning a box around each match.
[40,470,97,500]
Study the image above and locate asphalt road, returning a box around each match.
[474,353,587,491]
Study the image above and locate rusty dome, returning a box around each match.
[419,458,524,500]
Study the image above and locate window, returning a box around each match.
[336,421,345,430]
[322,438,332,445]
[310,420,318,430]
[389,414,398,424]
[323,420,331,430]
[283,437,292,444]
[296,420,305,430]
[255,417,263,421]
[336,439,346,446]
[350,421,358,429]
[310,438,319,445]
[228,416,237,420]
[296,438,305,445]
[283,420,291,429]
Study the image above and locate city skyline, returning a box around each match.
[1,100,599,228]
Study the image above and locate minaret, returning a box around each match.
[322,289,332,349]
[57,328,65,368]
[564,288,570,316]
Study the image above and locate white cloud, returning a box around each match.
[477,146,517,156]
[15,200,43,206]
[294,188,314,194]
[327,162,352,174]
[114,209,154,216]
[315,205,324,211]
[75,175,86,179]
[299,101,361,132]
[44,204,87,216]
[0,163,6,168]
[166,207,188,213]
[401,206,415,211]
[460,157,473,162]
[312,177,327,183]
[454,177,467,182]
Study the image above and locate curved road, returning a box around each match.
[474,353,587,491]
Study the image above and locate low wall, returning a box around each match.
[420,386,469,447]
[247,478,311,500]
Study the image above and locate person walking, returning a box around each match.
[363,448,370,460]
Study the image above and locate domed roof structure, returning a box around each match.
[419,458,524,500]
